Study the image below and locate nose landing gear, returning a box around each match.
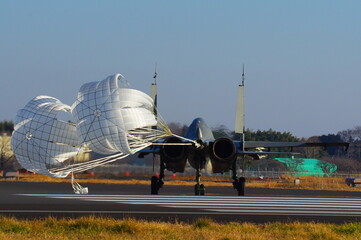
[194,169,205,195]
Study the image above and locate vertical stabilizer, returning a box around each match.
[150,68,158,116]
[235,65,245,134]
[150,84,157,106]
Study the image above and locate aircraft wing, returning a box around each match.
[230,141,349,159]
[243,141,349,150]
[139,140,349,157]
[241,150,300,155]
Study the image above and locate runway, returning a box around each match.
[1,182,361,222]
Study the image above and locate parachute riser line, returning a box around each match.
[71,173,88,194]
[49,152,129,174]
[151,143,193,146]
[170,133,200,147]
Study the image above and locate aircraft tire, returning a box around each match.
[237,177,246,196]
[194,184,206,196]
[194,184,199,195]
[200,184,205,196]
[151,176,159,195]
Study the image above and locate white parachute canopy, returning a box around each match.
[72,73,168,156]
[50,73,171,175]
[11,74,172,178]
[11,96,82,178]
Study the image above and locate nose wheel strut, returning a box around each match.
[232,161,246,196]
[194,169,205,195]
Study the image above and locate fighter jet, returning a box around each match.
[140,68,349,196]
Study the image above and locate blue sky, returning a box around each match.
[1,0,360,138]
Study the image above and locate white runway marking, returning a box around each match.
[19,194,361,216]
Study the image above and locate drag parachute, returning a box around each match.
[11,96,82,178]
[72,74,165,155]
[11,74,172,179]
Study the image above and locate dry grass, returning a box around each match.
[0,216,360,240]
[245,174,357,191]
[2,173,361,192]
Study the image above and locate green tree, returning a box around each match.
[337,126,361,160]
[212,124,232,139]
[0,121,14,135]
[231,128,299,142]
[319,134,345,156]
[0,136,17,171]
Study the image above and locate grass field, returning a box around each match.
[0,216,360,240]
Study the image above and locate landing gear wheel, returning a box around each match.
[231,160,246,196]
[194,183,206,196]
[237,177,246,196]
[151,176,159,194]
[194,184,199,195]
[151,176,164,195]
[199,184,205,196]
[194,168,206,196]
[151,159,166,195]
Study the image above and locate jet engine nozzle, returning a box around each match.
[209,138,237,173]
[161,136,188,172]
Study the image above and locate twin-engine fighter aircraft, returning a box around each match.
[140,117,348,196]
[140,69,349,196]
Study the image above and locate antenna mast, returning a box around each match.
[241,64,245,86]
[153,63,158,85]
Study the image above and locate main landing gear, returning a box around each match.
[232,161,246,196]
[150,159,206,196]
[150,158,245,196]
[151,159,165,195]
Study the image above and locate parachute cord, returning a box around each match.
[70,141,89,194]
[151,143,193,146]
[171,134,196,143]
[71,172,88,194]
[170,134,200,148]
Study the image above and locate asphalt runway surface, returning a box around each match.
[1,181,361,223]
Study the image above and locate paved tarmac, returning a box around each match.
[1,181,361,223]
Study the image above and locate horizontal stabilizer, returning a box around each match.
[241,151,300,155]
[244,141,349,151]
